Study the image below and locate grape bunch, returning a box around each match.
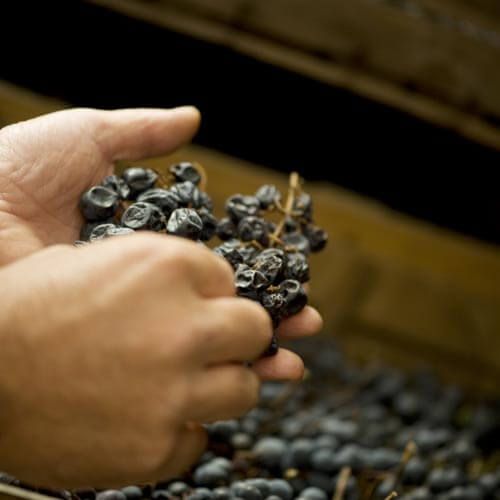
[76,164,327,356]
[78,162,216,244]
[213,173,327,354]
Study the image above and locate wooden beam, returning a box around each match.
[87,0,500,151]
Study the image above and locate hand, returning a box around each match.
[0,106,200,264]
[0,234,277,488]
[0,107,322,377]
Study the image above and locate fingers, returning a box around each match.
[94,107,201,161]
[161,237,235,299]
[252,348,305,381]
[156,422,208,480]
[187,364,261,422]
[276,306,323,339]
[199,297,273,363]
[87,233,235,298]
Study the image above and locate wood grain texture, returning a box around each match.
[87,0,500,151]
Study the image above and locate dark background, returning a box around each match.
[2,0,499,244]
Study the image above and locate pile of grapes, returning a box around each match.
[1,339,499,499]
[76,162,327,354]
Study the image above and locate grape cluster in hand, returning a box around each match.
[78,162,216,244]
[77,165,327,356]
[213,173,327,355]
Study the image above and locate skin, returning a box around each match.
[0,107,322,488]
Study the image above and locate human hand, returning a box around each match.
[0,106,200,264]
[0,234,280,487]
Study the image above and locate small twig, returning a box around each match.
[333,466,352,500]
[394,441,417,489]
[384,493,398,500]
[284,468,299,479]
[271,172,300,245]
[153,168,171,189]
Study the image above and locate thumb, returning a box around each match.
[95,106,201,161]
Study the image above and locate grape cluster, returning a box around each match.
[2,339,499,499]
[78,162,216,244]
[213,173,327,354]
[77,165,327,356]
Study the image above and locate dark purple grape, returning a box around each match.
[303,225,328,252]
[427,466,464,493]
[120,486,142,500]
[198,192,214,211]
[363,447,400,470]
[237,216,269,245]
[137,188,179,216]
[283,252,309,283]
[187,489,214,500]
[282,438,314,469]
[235,264,270,300]
[152,491,172,500]
[208,420,239,441]
[121,202,165,231]
[298,487,327,500]
[282,232,311,255]
[198,208,218,241]
[253,437,288,468]
[212,488,231,500]
[170,162,201,185]
[255,185,281,209]
[245,480,270,499]
[170,181,201,207]
[96,491,127,500]
[267,480,293,500]
[263,334,279,356]
[254,254,285,284]
[166,208,203,240]
[80,186,119,221]
[122,167,158,198]
[401,457,429,485]
[101,175,131,200]
[225,194,261,222]
[89,224,134,241]
[167,482,190,497]
[193,463,229,487]
[278,279,307,316]
[80,218,115,241]
[213,240,245,270]
[230,483,262,500]
[216,217,237,241]
[445,485,483,500]
[293,192,312,220]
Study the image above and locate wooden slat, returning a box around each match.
[0,485,57,500]
[87,0,500,151]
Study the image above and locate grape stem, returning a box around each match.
[271,172,300,245]
[383,493,398,500]
[333,466,352,500]
[394,440,417,489]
